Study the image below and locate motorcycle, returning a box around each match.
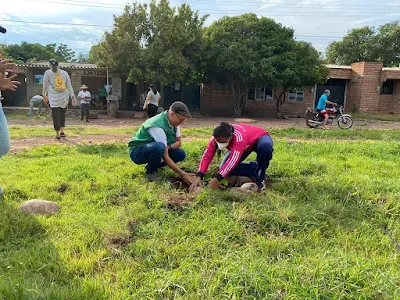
[305,105,353,129]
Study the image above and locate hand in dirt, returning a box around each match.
[189,176,202,193]
[0,59,18,73]
[181,173,197,185]
[207,178,221,190]
[0,73,20,91]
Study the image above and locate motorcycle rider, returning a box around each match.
[316,90,337,130]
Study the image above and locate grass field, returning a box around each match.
[1,130,400,299]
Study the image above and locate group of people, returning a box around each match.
[130,100,274,191]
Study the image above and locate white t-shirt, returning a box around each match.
[78,90,91,104]
[147,90,161,106]
[147,126,181,146]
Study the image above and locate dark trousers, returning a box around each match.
[51,107,66,131]
[147,104,158,118]
[130,142,186,174]
[81,103,90,121]
[220,135,273,182]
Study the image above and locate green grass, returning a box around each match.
[352,113,400,122]
[1,137,400,299]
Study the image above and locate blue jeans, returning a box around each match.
[130,142,186,174]
[220,135,273,182]
[0,102,10,197]
[29,98,43,116]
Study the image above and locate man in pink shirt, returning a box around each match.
[191,122,273,191]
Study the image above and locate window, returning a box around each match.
[381,80,394,95]
[288,90,304,102]
[248,87,273,101]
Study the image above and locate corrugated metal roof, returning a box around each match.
[19,62,106,69]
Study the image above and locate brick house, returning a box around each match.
[200,62,400,117]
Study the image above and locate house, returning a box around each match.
[1,62,201,115]
[200,62,400,117]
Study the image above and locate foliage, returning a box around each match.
[202,14,326,117]
[91,0,206,86]
[326,22,400,67]
[3,42,76,63]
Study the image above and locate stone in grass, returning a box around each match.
[18,200,60,215]
[231,182,259,194]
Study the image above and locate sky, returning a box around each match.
[1,0,400,58]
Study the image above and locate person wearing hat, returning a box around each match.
[42,59,76,140]
[129,101,196,183]
[78,84,91,122]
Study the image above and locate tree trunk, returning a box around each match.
[232,82,248,117]
[274,90,286,118]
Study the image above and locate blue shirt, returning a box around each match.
[317,94,328,110]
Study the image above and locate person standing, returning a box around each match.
[78,85,91,122]
[143,84,161,118]
[29,94,44,116]
[42,59,76,140]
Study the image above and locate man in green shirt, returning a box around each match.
[129,101,195,184]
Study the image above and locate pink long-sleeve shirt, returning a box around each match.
[198,124,270,179]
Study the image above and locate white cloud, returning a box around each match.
[259,0,283,9]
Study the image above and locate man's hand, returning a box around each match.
[207,178,221,190]
[333,103,338,107]
[72,98,77,106]
[0,74,20,91]
[0,59,18,73]
[189,176,202,193]
[181,172,197,185]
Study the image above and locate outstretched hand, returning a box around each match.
[0,73,21,91]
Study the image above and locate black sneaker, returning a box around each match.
[256,181,265,191]
[60,132,67,138]
[55,136,61,141]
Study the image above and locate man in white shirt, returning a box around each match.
[78,85,91,122]
[29,94,44,116]
[42,59,76,140]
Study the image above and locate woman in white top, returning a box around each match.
[143,84,161,118]
[78,85,91,122]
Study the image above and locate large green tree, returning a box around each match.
[202,14,327,116]
[326,22,400,67]
[3,42,76,63]
[91,0,206,85]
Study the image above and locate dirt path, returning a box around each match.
[7,115,400,152]
[7,115,400,130]
[10,134,132,152]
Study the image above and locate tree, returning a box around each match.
[55,44,75,62]
[3,42,76,63]
[272,41,328,116]
[326,22,400,67]
[91,0,206,85]
[72,53,90,63]
[202,14,326,117]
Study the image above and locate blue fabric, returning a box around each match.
[219,134,273,182]
[317,94,328,110]
[130,142,186,174]
[0,102,10,159]
[0,102,10,199]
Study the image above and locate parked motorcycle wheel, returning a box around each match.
[337,116,353,129]
[306,114,320,128]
